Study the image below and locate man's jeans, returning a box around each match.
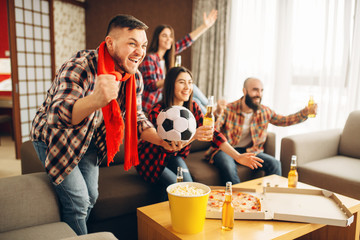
[32,140,99,235]
[213,147,282,185]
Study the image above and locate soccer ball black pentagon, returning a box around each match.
[156,106,196,142]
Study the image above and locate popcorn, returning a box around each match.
[169,184,206,196]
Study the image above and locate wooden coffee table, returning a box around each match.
[137,175,360,240]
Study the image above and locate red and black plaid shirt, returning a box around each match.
[31,49,153,185]
[139,34,193,112]
[136,101,226,183]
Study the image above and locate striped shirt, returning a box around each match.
[205,98,308,162]
[31,49,153,185]
[139,34,193,112]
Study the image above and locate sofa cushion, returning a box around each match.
[185,151,222,186]
[339,110,360,158]
[88,165,161,222]
[189,140,211,153]
[237,166,265,183]
[0,222,76,240]
[299,155,360,199]
[0,173,60,233]
[185,151,265,186]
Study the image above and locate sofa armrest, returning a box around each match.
[280,129,342,177]
[61,232,118,240]
[264,132,275,157]
[0,173,60,233]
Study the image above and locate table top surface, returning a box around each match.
[137,175,360,240]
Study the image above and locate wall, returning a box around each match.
[53,0,86,71]
[85,0,193,69]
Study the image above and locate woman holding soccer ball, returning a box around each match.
[136,67,263,200]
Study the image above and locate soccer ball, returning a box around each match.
[156,106,197,142]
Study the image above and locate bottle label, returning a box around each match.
[203,118,214,127]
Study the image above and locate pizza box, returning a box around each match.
[206,186,354,227]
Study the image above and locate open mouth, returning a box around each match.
[129,57,140,64]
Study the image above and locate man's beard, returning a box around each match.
[245,93,261,111]
[113,54,139,75]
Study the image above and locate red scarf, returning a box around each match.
[97,41,139,170]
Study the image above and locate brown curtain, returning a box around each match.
[191,0,231,100]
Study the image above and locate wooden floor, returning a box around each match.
[0,134,20,179]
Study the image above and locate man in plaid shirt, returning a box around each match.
[30,15,177,235]
[206,77,318,185]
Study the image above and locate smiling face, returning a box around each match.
[158,27,173,51]
[105,27,148,74]
[243,78,263,111]
[173,72,193,106]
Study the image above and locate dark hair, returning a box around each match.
[147,25,175,71]
[162,67,193,112]
[106,14,148,36]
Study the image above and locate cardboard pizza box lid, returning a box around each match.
[263,187,354,227]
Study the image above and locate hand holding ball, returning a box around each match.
[156,106,197,142]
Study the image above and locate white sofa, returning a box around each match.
[280,110,360,200]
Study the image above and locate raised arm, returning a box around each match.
[189,9,218,41]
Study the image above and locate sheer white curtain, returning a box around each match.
[224,0,360,157]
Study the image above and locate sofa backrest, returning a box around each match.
[0,172,61,233]
[21,140,44,174]
[339,110,360,158]
[100,144,125,167]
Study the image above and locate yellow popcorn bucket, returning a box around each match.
[166,182,211,234]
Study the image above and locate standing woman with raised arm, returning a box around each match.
[139,9,218,113]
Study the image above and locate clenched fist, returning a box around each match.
[93,74,120,108]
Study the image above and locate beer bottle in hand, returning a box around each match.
[203,96,214,141]
[222,181,234,230]
[308,96,315,118]
[288,155,298,188]
[175,55,181,67]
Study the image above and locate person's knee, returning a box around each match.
[214,152,235,170]
[59,189,92,218]
[73,196,92,217]
[89,190,99,207]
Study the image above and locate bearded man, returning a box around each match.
[205,77,317,185]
